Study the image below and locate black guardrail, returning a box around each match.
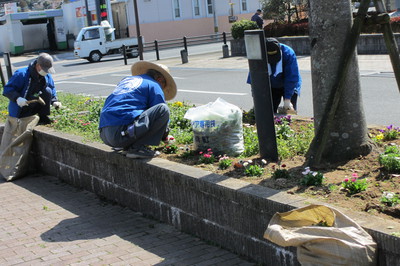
[143,32,232,60]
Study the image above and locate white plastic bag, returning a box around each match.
[184,98,244,156]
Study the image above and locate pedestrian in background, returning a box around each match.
[251,9,264,29]
[99,61,177,159]
[247,38,302,113]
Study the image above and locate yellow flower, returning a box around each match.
[173,101,183,107]
[375,133,384,140]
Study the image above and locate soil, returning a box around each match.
[157,119,400,222]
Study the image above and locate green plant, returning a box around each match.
[381,191,400,207]
[231,19,259,39]
[244,163,264,177]
[241,126,259,157]
[300,167,325,186]
[379,145,400,173]
[162,143,178,154]
[271,164,291,179]
[198,148,216,164]
[218,155,233,170]
[341,173,368,194]
[379,125,400,141]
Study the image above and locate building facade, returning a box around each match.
[121,0,262,42]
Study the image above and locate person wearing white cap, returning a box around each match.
[3,52,62,124]
[99,61,177,159]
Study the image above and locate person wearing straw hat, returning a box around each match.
[99,61,177,159]
[247,38,302,114]
[3,52,62,125]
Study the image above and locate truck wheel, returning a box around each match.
[127,50,139,58]
[89,51,102,62]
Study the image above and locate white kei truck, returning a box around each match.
[74,22,139,62]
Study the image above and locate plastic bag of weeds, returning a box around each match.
[184,98,244,156]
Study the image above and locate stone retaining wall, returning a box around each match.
[21,126,400,265]
[230,34,400,56]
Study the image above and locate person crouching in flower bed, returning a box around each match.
[98,61,177,159]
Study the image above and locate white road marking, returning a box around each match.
[56,81,116,87]
[55,81,248,96]
[110,74,185,79]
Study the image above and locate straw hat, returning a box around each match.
[131,61,177,101]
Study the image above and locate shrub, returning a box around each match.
[379,145,400,173]
[231,19,259,39]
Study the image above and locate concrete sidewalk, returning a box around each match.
[0,174,255,265]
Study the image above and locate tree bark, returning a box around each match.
[308,0,374,166]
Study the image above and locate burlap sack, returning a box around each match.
[0,115,39,181]
[264,204,377,266]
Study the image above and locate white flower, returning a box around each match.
[383,191,395,199]
[302,167,311,175]
[261,159,267,165]
[247,160,253,164]
[243,162,249,167]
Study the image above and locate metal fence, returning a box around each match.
[142,32,232,60]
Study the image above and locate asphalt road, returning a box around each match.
[3,43,400,127]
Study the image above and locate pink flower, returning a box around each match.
[344,178,349,182]
[352,179,356,182]
[204,154,211,158]
[352,173,358,178]
[199,151,203,155]
[207,148,212,152]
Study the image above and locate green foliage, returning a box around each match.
[260,0,308,23]
[244,164,264,177]
[300,167,325,186]
[241,126,259,157]
[341,173,368,194]
[378,145,400,173]
[276,122,314,159]
[271,164,291,179]
[218,155,233,170]
[381,191,400,207]
[231,19,258,39]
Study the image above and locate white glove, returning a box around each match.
[283,99,294,110]
[16,97,28,107]
[52,101,62,109]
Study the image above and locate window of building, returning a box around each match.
[192,0,200,16]
[173,0,181,18]
[206,0,213,15]
[241,0,248,12]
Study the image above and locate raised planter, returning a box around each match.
[4,125,400,265]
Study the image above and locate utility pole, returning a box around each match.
[133,0,143,60]
[212,0,218,34]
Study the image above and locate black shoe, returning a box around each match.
[38,116,53,125]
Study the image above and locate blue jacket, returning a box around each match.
[247,43,302,99]
[3,61,57,118]
[99,74,166,128]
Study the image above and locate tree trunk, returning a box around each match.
[308,0,374,166]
